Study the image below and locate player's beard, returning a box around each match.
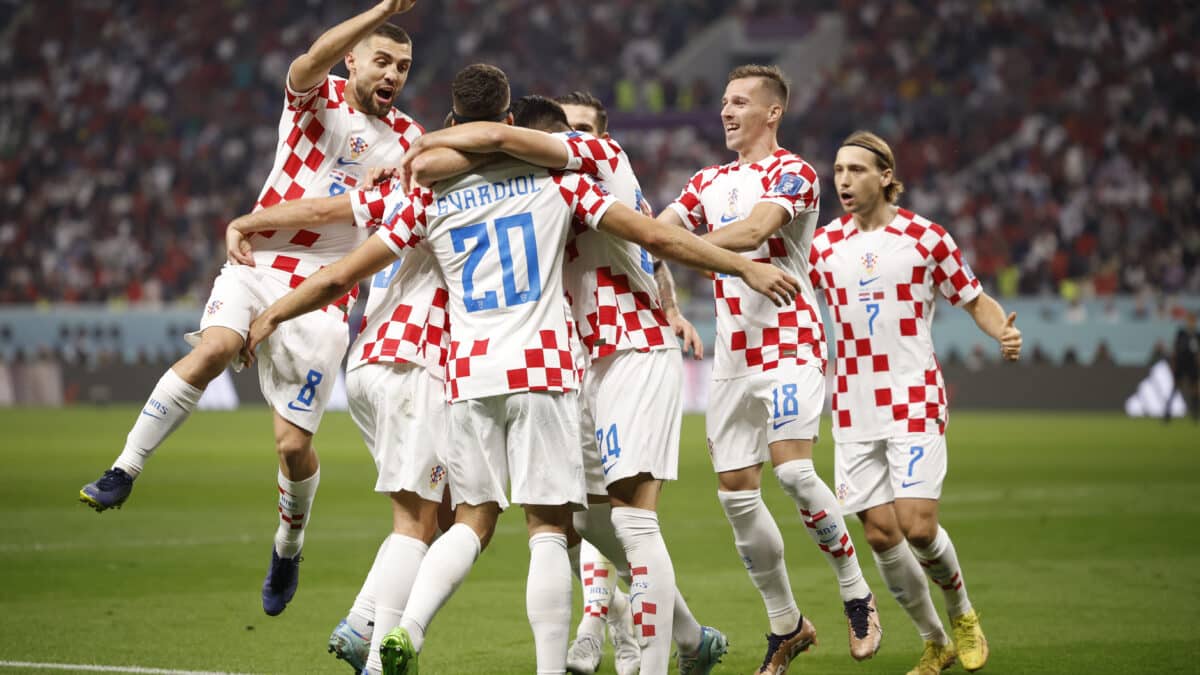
[355,81,388,117]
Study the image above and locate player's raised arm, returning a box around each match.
[288,0,416,93]
[703,201,791,252]
[963,293,1022,361]
[599,203,799,307]
[242,236,399,367]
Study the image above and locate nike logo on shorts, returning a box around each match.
[772,418,796,430]
[900,480,924,488]
[287,401,313,413]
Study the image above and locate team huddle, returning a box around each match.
[77,3,1023,675]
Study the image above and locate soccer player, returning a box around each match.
[397,94,731,675]
[223,172,448,672]
[78,0,424,617]
[239,64,799,675]
[657,64,882,672]
[808,130,1022,674]
[1166,312,1199,423]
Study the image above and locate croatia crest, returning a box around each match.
[349,136,369,159]
[429,464,446,489]
[861,252,879,275]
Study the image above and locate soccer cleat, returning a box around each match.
[844,593,883,660]
[677,625,729,675]
[565,633,602,674]
[755,615,817,675]
[327,618,370,673]
[608,604,641,675]
[79,468,135,512]
[261,547,302,616]
[379,626,419,675]
[950,609,988,671]
[905,639,956,675]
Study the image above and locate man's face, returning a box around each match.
[720,77,776,152]
[346,36,412,117]
[561,103,604,137]
[833,145,890,215]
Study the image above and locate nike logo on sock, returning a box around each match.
[140,410,165,420]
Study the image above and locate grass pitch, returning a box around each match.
[1,408,1198,674]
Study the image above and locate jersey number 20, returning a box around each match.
[451,211,542,312]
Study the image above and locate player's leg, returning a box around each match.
[525,503,574,675]
[261,412,319,616]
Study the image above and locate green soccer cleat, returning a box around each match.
[379,626,419,675]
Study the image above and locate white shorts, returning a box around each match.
[446,391,585,511]
[583,349,681,486]
[705,363,824,473]
[346,362,449,501]
[833,432,948,514]
[192,264,347,433]
[579,397,606,495]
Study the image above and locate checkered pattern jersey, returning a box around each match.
[667,149,825,379]
[249,74,423,310]
[809,209,982,442]
[374,160,618,401]
[557,132,677,361]
[347,179,449,377]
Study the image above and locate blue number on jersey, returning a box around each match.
[452,211,542,312]
[371,258,404,289]
[866,302,881,336]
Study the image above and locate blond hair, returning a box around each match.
[727,64,789,107]
[841,130,905,203]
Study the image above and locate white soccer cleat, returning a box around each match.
[566,633,602,674]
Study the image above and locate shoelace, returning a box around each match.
[845,598,874,639]
[95,468,130,490]
[758,631,788,671]
[269,555,301,590]
[955,618,978,651]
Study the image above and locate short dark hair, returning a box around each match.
[451,63,510,121]
[554,91,608,135]
[727,64,788,107]
[370,23,411,47]
[513,95,570,132]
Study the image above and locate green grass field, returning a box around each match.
[2,408,1198,674]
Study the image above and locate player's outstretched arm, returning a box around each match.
[599,203,800,307]
[225,195,354,265]
[241,236,398,367]
[963,292,1022,361]
[703,202,791,252]
[408,149,491,187]
[408,123,570,169]
[288,0,416,92]
[654,262,703,359]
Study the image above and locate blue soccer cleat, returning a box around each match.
[262,547,302,616]
[79,468,135,512]
[677,625,729,675]
[328,618,371,672]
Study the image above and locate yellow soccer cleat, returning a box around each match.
[905,639,956,675]
[950,609,989,671]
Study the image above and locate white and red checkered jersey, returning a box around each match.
[250,74,424,301]
[374,159,618,402]
[557,132,677,361]
[667,149,824,379]
[346,179,449,377]
[809,208,982,442]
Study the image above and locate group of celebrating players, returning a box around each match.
[78,2,1022,674]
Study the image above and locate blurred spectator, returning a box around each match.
[1165,313,1200,423]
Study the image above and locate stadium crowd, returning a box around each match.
[0,0,1196,307]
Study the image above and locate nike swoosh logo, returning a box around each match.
[335,157,360,166]
[287,401,313,412]
[900,480,924,488]
[140,410,165,420]
[719,214,738,223]
[859,276,881,286]
[772,418,796,430]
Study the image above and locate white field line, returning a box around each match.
[0,661,257,675]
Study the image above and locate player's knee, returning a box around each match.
[902,521,938,550]
[610,505,660,546]
[773,458,817,500]
[273,434,312,463]
[863,526,898,552]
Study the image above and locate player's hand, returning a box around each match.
[240,314,278,369]
[666,308,704,360]
[741,262,800,307]
[380,0,417,15]
[367,165,402,186]
[999,311,1021,361]
[225,224,255,266]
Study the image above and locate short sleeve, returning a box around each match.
[667,170,709,230]
[928,226,982,306]
[551,172,617,230]
[351,178,406,229]
[559,132,623,176]
[284,73,331,113]
[376,189,431,256]
[761,158,819,219]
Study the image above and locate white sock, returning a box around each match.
[578,539,616,638]
[528,532,571,674]
[873,541,947,643]
[913,526,973,618]
[611,507,675,675]
[347,535,391,639]
[365,534,429,673]
[671,590,703,655]
[275,469,319,559]
[113,368,203,477]
[399,523,481,653]
[716,489,801,635]
[774,459,871,601]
